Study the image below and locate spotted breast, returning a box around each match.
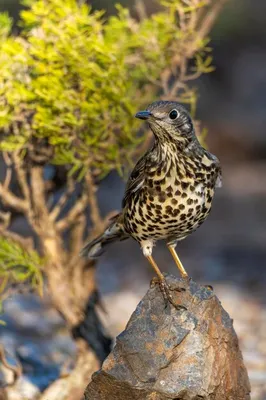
[123,141,220,245]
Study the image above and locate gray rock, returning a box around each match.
[85,275,251,400]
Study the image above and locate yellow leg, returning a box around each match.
[146,255,165,281]
[167,245,188,278]
[145,254,186,310]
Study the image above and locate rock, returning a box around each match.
[84,275,251,400]
[4,377,40,400]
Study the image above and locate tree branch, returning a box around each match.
[56,191,88,233]
[0,153,30,214]
[2,153,12,191]
[196,0,229,44]
[159,0,228,103]
[85,170,103,229]
[0,183,28,213]
[0,345,22,387]
[29,166,50,231]
[12,152,31,205]
[0,210,10,230]
[68,214,86,263]
[0,226,34,251]
[135,0,147,20]
[50,177,75,222]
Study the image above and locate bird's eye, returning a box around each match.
[169,109,179,120]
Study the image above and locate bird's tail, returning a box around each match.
[80,214,128,259]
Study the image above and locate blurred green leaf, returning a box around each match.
[0,12,12,37]
[0,238,44,295]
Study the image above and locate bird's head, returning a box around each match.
[135,101,197,147]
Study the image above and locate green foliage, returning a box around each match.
[0,238,43,297]
[0,0,213,178]
[0,12,12,37]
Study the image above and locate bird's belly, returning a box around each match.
[125,183,213,242]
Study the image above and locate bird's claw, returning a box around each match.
[151,278,187,310]
[150,277,186,292]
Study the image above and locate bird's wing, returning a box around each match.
[122,154,147,208]
[204,151,222,188]
[215,164,222,188]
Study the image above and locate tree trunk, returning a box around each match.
[24,166,111,399]
[85,275,251,400]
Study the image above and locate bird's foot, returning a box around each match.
[150,277,186,293]
[150,277,186,310]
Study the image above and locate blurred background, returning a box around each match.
[0,0,266,399]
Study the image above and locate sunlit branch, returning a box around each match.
[50,177,75,221]
[56,191,89,233]
[0,344,22,387]
[0,183,28,213]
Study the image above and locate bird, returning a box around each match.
[81,100,222,307]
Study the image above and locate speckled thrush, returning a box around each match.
[81,101,222,307]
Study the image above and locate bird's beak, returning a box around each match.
[135,110,152,120]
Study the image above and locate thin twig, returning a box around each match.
[0,230,34,251]
[177,4,186,32]
[183,70,202,82]
[0,210,34,250]
[0,183,28,213]
[50,178,75,221]
[196,0,228,44]
[0,345,22,387]
[188,1,198,32]
[2,152,12,191]
[160,0,227,102]
[164,59,188,99]
[12,152,30,205]
[56,191,89,233]
[85,170,103,229]
[0,211,11,230]
[135,0,147,20]
[0,154,28,213]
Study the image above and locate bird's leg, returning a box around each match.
[146,255,165,282]
[146,255,181,309]
[141,241,184,309]
[167,244,188,279]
